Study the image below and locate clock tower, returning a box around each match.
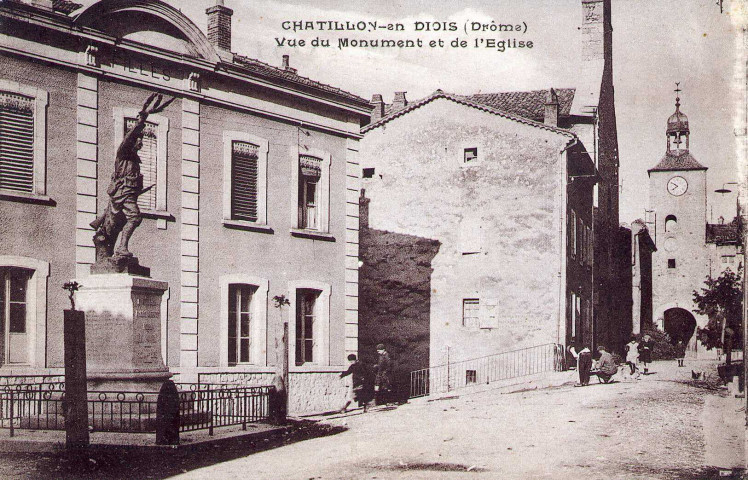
[646,88,709,345]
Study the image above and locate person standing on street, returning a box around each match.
[640,334,654,374]
[675,339,686,367]
[374,344,393,405]
[569,338,592,386]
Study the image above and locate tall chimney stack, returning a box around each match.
[391,92,408,112]
[370,94,385,123]
[544,88,559,127]
[206,0,233,53]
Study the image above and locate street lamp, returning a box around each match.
[715,182,739,194]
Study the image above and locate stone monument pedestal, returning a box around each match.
[75,273,171,393]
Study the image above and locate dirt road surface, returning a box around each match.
[174,360,745,480]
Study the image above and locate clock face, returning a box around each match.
[667,176,688,196]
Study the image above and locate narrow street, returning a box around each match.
[172,360,744,480]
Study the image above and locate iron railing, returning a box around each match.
[0,383,273,436]
[410,343,565,398]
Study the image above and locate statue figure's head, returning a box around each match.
[134,135,144,152]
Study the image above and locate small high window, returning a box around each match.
[665,215,677,233]
[466,369,477,384]
[362,167,375,178]
[463,147,478,164]
[668,258,676,269]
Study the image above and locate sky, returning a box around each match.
[94,0,744,224]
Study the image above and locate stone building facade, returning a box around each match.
[359,92,596,384]
[0,0,369,413]
[358,0,621,386]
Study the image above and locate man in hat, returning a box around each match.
[374,343,392,405]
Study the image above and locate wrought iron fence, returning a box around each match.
[410,343,565,398]
[0,383,273,437]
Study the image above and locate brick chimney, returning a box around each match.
[281,55,297,74]
[206,0,233,53]
[544,88,559,127]
[391,92,408,112]
[370,94,385,123]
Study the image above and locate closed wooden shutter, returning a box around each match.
[231,141,259,221]
[0,92,34,193]
[125,118,158,210]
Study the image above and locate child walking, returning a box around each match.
[625,336,640,379]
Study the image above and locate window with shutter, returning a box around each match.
[0,92,34,193]
[298,155,322,230]
[231,141,259,222]
[125,118,158,211]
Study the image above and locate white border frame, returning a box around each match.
[292,148,331,233]
[0,79,48,197]
[113,107,169,213]
[222,131,269,226]
[218,274,269,367]
[288,280,332,369]
[0,256,49,368]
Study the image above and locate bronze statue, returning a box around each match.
[91,93,175,265]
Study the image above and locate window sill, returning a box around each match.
[290,229,336,242]
[223,219,274,234]
[0,189,55,206]
[141,210,175,222]
[290,365,345,373]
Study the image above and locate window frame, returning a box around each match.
[462,298,480,328]
[288,280,331,369]
[0,256,49,369]
[292,148,331,234]
[219,274,269,367]
[113,108,169,216]
[0,80,48,201]
[463,147,478,164]
[222,131,269,228]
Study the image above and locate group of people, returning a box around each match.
[568,343,618,386]
[568,334,656,386]
[339,343,393,413]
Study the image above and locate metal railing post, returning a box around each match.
[9,391,14,438]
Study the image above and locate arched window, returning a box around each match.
[665,215,677,232]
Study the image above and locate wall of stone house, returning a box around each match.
[196,370,347,414]
[360,99,571,367]
[0,55,80,368]
[358,193,440,400]
[196,102,351,369]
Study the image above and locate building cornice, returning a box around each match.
[0,6,370,124]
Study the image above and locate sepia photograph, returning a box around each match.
[0,0,745,478]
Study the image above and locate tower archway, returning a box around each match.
[663,307,697,345]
